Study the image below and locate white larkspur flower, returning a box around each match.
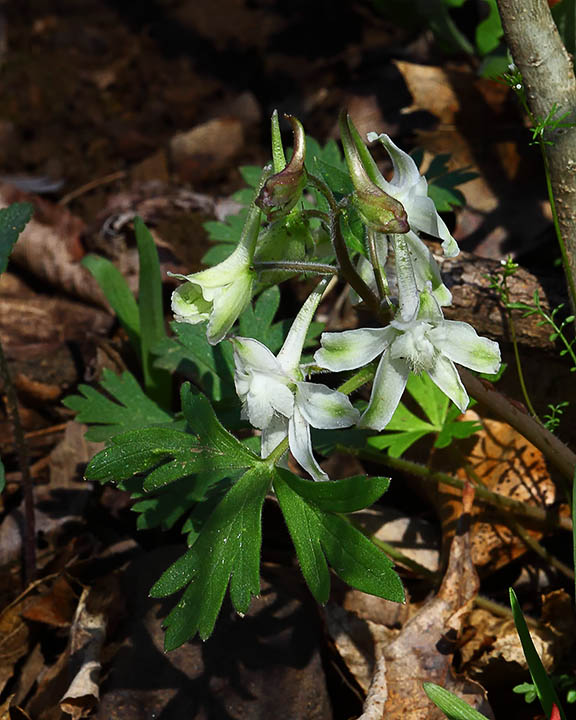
[314,288,500,432]
[366,130,460,258]
[232,281,359,481]
[169,202,261,345]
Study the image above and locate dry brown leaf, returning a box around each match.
[435,413,558,573]
[59,587,108,720]
[169,116,245,183]
[380,485,494,719]
[0,603,30,697]
[13,643,45,708]
[0,696,31,720]
[20,576,78,628]
[392,61,549,258]
[461,590,575,686]
[0,183,106,305]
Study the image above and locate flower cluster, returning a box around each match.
[170,111,501,481]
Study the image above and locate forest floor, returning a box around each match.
[0,2,574,719]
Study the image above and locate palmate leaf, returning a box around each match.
[274,469,404,605]
[62,368,172,442]
[180,383,259,469]
[367,372,480,457]
[153,322,236,401]
[150,463,272,648]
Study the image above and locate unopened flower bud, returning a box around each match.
[339,111,409,234]
[256,114,307,220]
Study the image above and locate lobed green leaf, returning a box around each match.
[0,203,33,275]
[150,463,272,647]
[274,469,404,606]
[62,369,172,442]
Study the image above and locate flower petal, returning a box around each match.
[288,405,328,481]
[404,231,452,307]
[367,132,422,194]
[277,279,327,374]
[295,382,360,429]
[393,233,420,321]
[232,337,283,376]
[408,195,459,257]
[359,351,409,431]
[261,415,289,461]
[428,321,501,374]
[427,355,469,411]
[206,272,254,344]
[171,282,212,325]
[314,327,394,372]
[244,373,278,429]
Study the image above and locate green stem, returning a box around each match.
[306,173,338,213]
[461,453,573,580]
[367,228,388,301]
[540,144,576,314]
[508,304,539,419]
[300,208,331,225]
[337,446,572,532]
[329,212,387,321]
[337,363,376,395]
[254,260,337,275]
[369,535,437,580]
[265,437,290,467]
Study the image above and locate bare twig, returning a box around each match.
[497,0,576,312]
[460,369,576,482]
[0,341,36,584]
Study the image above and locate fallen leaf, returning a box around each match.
[435,413,558,573]
[392,61,549,259]
[0,603,30,696]
[169,117,245,183]
[59,586,109,719]
[20,576,78,628]
[460,590,575,686]
[381,485,494,719]
[0,183,105,304]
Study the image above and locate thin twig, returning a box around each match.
[58,170,127,206]
[338,445,572,532]
[0,341,36,585]
[459,369,576,482]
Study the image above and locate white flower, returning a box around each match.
[314,288,500,431]
[366,131,460,258]
[232,282,359,481]
[170,203,261,345]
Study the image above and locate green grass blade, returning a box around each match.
[0,458,5,493]
[82,254,141,353]
[423,683,490,719]
[509,588,566,720]
[134,216,171,405]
